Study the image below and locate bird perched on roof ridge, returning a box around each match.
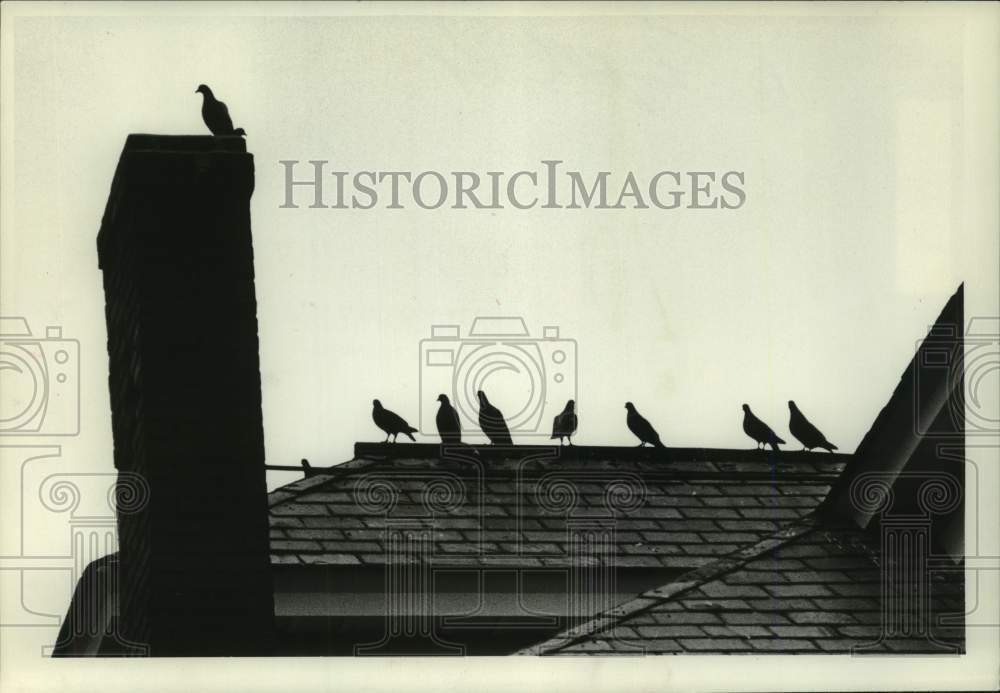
[436,394,462,444]
[477,391,513,445]
[788,400,838,452]
[372,399,418,443]
[195,84,247,136]
[551,399,578,446]
[301,458,315,478]
[625,402,665,448]
[742,404,785,451]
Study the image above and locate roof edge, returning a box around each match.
[518,514,820,655]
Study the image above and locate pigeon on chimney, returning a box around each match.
[372,399,418,443]
[477,391,513,445]
[195,84,246,136]
[625,402,665,448]
[788,401,838,452]
[551,399,578,446]
[742,404,785,451]
[436,394,462,444]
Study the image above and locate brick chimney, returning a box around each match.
[97,134,274,655]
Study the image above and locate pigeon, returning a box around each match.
[788,401,838,452]
[195,85,247,136]
[372,399,418,443]
[477,390,513,445]
[435,394,462,444]
[625,402,665,448]
[742,404,785,451]
[551,399,578,446]
[301,458,315,478]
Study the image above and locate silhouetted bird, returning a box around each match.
[477,391,513,445]
[625,402,665,448]
[788,400,838,452]
[196,84,246,136]
[301,458,314,478]
[372,399,418,443]
[436,394,462,444]
[551,399,578,446]
[742,404,785,451]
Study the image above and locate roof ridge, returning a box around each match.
[518,514,821,655]
[266,457,386,507]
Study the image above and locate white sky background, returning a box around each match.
[4,10,990,485]
[1,4,998,692]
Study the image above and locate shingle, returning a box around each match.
[269,516,304,528]
[805,556,876,570]
[680,508,741,519]
[830,582,880,597]
[622,544,684,556]
[656,556,716,569]
[815,639,868,652]
[813,598,881,610]
[439,542,499,554]
[302,516,365,528]
[679,638,751,651]
[768,625,831,638]
[681,544,740,556]
[614,555,672,568]
[703,625,770,638]
[636,611,722,625]
[717,520,779,532]
[718,612,791,625]
[701,496,761,508]
[764,584,833,598]
[298,492,354,503]
[269,540,321,552]
[700,532,759,544]
[738,508,801,519]
[270,554,300,564]
[321,541,381,553]
[788,611,856,625]
[635,625,708,638]
[782,570,852,583]
[834,625,884,639]
[271,503,328,516]
[778,485,831,496]
[683,599,752,612]
[749,639,818,652]
[699,583,769,598]
[499,542,562,554]
[286,528,344,540]
[299,553,362,566]
[724,572,786,585]
[772,544,831,557]
[744,558,806,570]
[638,532,702,543]
[747,598,817,612]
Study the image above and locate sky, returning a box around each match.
[4,8,994,493]
[1,3,998,690]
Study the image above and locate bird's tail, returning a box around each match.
[654,439,666,449]
[827,442,838,451]
[404,429,417,442]
[776,436,787,445]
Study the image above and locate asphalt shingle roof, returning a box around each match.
[524,523,964,655]
[267,445,848,570]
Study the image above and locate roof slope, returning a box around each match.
[524,521,964,655]
[268,445,847,569]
